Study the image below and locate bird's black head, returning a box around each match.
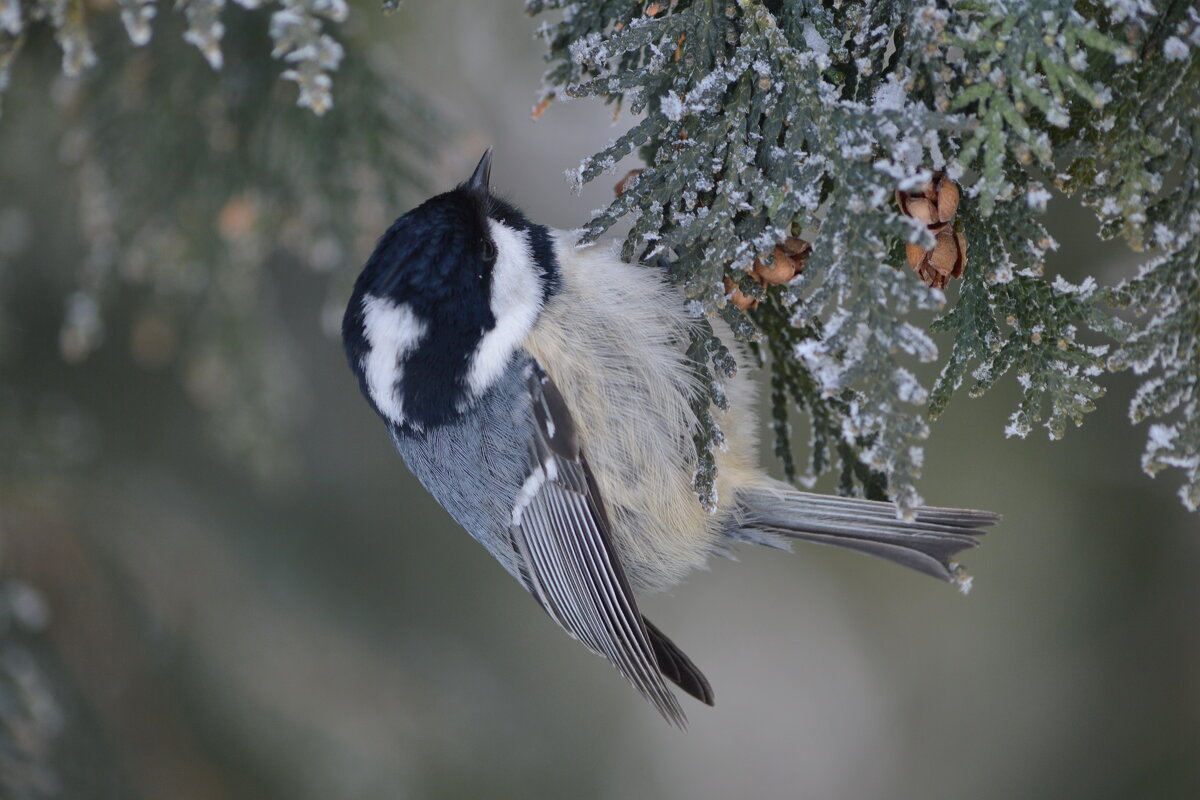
[342,150,561,431]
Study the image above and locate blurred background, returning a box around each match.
[1,2,1197,798]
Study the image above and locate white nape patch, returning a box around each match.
[466,219,543,398]
[360,294,426,425]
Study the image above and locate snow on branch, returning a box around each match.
[529,0,1200,515]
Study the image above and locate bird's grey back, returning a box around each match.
[388,353,535,581]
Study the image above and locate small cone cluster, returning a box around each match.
[897,173,966,289]
[755,237,810,284]
[722,277,758,311]
[723,237,810,311]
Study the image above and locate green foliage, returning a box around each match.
[1111,212,1200,510]
[929,204,1121,443]
[1108,95,1200,510]
[528,0,1200,514]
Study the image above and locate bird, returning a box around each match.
[341,149,998,726]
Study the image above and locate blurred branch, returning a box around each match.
[1,0,351,116]
[0,5,441,480]
[1,474,444,798]
[2,492,239,799]
[0,545,61,800]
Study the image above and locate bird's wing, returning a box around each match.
[509,359,686,726]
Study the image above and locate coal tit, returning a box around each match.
[342,150,997,725]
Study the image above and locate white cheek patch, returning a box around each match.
[360,295,426,425]
[466,219,543,398]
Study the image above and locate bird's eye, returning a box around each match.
[481,238,497,263]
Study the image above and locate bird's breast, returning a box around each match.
[520,238,726,592]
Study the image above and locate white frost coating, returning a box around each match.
[120,0,157,46]
[872,73,906,111]
[0,0,21,36]
[893,367,928,405]
[802,21,829,57]
[1103,0,1155,23]
[795,338,842,394]
[1163,36,1189,61]
[661,92,686,121]
[1146,423,1176,451]
[989,262,1014,285]
[1004,410,1032,439]
[361,295,426,425]
[1026,185,1052,211]
[1046,104,1070,128]
[1153,223,1177,248]
[896,321,939,363]
[1051,274,1098,297]
[466,220,543,398]
[569,31,605,65]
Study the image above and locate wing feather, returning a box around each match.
[510,360,686,726]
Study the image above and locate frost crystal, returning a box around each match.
[119,0,158,47]
[1027,186,1052,212]
[271,1,346,115]
[183,0,227,69]
[1163,37,1188,62]
[0,0,20,35]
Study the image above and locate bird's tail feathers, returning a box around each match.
[733,483,998,592]
[643,617,713,706]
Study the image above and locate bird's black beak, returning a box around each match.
[466,148,493,194]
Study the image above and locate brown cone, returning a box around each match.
[753,238,811,285]
[935,177,960,223]
[723,276,760,311]
[908,228,967,288]
[899,172,966,288]
[896,172,961,233]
